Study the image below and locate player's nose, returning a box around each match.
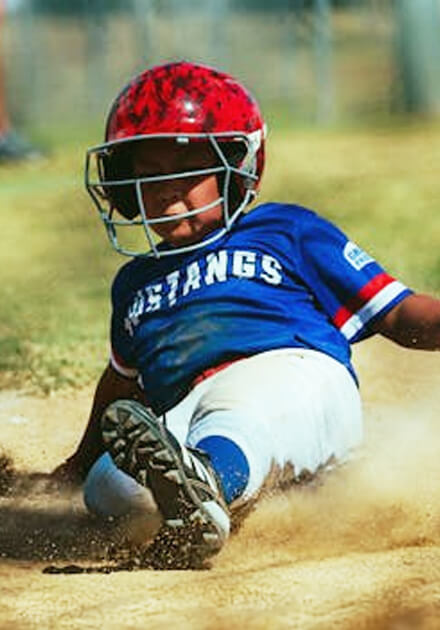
[155,179,186,204]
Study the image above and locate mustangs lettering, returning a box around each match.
[124,249,283,335]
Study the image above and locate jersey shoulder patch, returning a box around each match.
[343,241,374,271]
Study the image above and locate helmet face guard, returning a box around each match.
[85,131,262,257]
[85,62,266,258]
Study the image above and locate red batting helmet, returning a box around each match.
[85,61,266,257]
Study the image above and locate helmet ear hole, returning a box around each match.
[221,142,247,168]
[103,148,140,219]
[216,170,248,214]
[229,178,244,212]
[219,141,255,212]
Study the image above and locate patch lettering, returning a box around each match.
[343,241,374,271]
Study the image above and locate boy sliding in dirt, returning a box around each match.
[52,61,440,569]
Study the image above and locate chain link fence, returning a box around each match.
[3,0,440,135]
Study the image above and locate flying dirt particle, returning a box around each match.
[0,453,17,496]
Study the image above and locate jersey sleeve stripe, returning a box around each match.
[110,348,138,378]
[339,281,409,341]
[333,272,395,328]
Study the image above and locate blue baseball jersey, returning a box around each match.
[110,203,412,414]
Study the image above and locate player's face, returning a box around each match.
[132,139,224,247]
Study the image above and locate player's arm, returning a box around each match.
[371,293,440,350]
[50,362,147,485]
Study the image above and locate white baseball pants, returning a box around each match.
[84,348,362,516]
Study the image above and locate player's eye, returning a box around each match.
[136,165,213,179]
[136,171,161,178]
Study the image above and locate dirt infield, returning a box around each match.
[1,336,440,630]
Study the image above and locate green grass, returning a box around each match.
[0,144,119,392]
[263,121,440,287]
[1,122,440,393]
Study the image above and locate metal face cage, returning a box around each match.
[85,131,261,258]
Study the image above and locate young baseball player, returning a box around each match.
[53,61,440,569]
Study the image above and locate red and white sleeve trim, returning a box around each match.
[333,273,409,341]
[110,348,138,379]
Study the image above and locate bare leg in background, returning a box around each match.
[0,0,11,135]
[0,0,42,162]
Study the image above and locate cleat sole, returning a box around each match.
[101,399,229,567]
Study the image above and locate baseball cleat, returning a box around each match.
[101,399,230,569]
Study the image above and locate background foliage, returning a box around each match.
[5,0,440,136]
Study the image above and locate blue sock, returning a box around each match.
[195,435,250,504]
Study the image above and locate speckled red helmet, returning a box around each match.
[85,61,266,258]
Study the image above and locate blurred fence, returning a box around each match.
[3,0,440,134]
